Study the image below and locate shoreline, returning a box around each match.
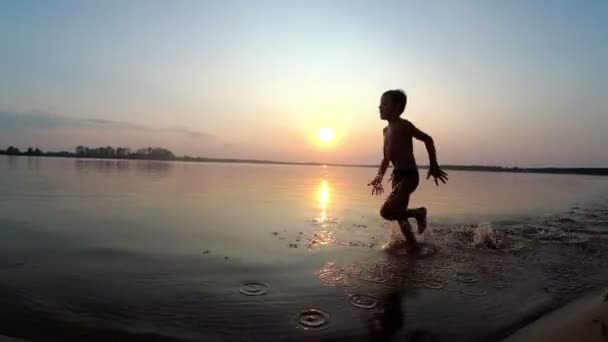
[2,154,607,176]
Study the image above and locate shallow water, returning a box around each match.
[1,156,607,341]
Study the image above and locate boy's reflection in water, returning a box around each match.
[367,255,429,341]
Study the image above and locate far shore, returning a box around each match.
[1,153,607,176]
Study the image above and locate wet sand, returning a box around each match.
[504,288,608,341]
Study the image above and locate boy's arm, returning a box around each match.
[368,154,389,195]
[368,129,390,195]
[411,126,439,168]
[377,154,390,179]
[410,123,448,185]
[376,127,391,179]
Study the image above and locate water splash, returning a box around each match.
[473,222,497,249]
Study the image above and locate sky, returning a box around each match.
[1,0,606,167]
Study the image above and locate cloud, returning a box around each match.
[165,126,212,139]
[0,111,66,130]
[0,111,219,156]
[0,111,213,140]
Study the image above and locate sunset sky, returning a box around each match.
[1,0,606,167]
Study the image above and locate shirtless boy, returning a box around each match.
[367,89,448,250]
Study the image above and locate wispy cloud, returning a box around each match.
[0,111,229,158]
[0,111,213,140]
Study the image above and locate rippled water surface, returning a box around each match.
[1,156,607,341]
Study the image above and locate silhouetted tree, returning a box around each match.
[150,148,174,160]
[34,148,43,156]
[116,147,130,158]
[76,146,86,157]
[6,146,20,155]
[132,147,174,160]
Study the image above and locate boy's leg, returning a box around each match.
[380,181,419,246]
[394,171,425,233]
[398,218,416,246]
[406,207,427,234]
[397,194,419,248]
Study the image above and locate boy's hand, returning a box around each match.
[427,165,448,186]
[367,175,384,196]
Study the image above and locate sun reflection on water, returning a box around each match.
[318,179,329,223]
[307,179,340,247]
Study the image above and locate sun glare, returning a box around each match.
[318,127,335,144]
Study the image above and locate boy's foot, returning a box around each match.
[415,207,427,234]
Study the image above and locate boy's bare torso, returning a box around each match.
[383,118,417,172]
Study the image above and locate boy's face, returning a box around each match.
[378,94,398,120]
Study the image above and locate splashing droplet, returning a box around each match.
[239,282,270,296]
[297,309,329,329]
[349,294,378,309]
[417,244,439,257]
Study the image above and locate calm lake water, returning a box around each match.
[1,156,608,341]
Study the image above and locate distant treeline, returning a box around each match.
[1,145,607,176]
[435,165,608,176]
[0,145,175,160]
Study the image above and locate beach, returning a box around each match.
[505,288,608,341]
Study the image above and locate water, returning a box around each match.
[1,155,608,341]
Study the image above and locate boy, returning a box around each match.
[367,89,448,251]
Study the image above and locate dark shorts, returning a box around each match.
[381,169,420,219]
[391,169,419,191]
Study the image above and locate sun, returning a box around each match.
[318,127,336,144]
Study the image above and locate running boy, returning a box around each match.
[367,89,448,250]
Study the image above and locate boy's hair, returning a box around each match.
[383,89,407,115]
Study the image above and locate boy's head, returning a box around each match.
[379,89,407,120]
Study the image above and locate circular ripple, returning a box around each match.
[493,282,510,289]
[424,281,445,289]
[463,289,488,296]
[297,309,329,329]
[349,294,378,309]
[445,284,461,291]
[456,273,479,284]
[239,282,270,296]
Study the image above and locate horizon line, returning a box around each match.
[1,144,607,173]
